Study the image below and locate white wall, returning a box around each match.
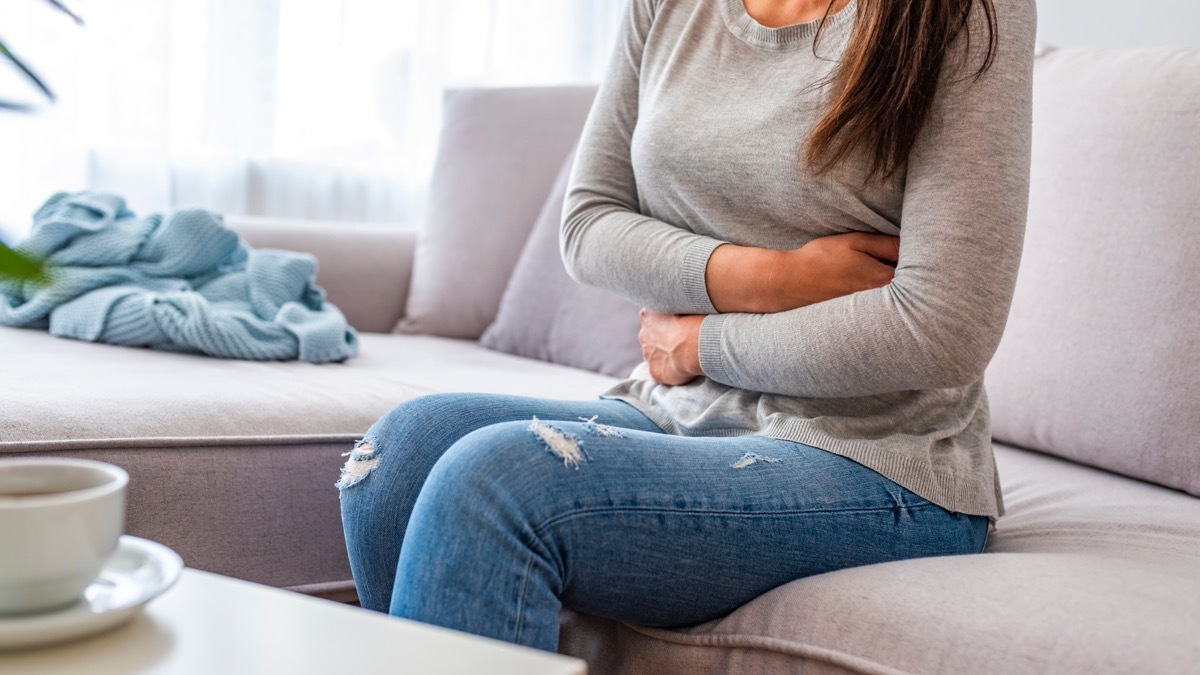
[1038,0,1200,49]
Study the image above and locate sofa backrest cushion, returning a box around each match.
[394,86,598,339]
[481,151,644,377]
[985,47,1200,498]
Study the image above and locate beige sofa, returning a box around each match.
[3,46,1198,673]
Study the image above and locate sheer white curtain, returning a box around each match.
[0,0,625,240]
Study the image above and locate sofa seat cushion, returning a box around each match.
[0,327,619,452]
[560,443,1200,674]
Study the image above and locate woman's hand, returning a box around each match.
[641,232,898,385]
[783,232,899,308]
[638,310,705,386]
[706,233,900,314]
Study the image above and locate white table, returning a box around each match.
[0,569,587,675]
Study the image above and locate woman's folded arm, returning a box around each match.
[697,3,1036,398]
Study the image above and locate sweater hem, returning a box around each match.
[601,393,681,436]
[598,392,1000,519]
[762,419,1001,520]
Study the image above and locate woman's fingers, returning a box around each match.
[638,310,703,386]
[848,232,900,264]
[865,255,898,287]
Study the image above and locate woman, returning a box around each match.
[339,0,1036,653]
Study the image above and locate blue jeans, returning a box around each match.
[338,393,988,652]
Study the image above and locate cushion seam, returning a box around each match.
[620,624,911,675]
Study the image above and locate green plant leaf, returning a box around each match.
[0,37,55,102]
[0,242,47,283]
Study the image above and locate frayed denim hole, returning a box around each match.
[335,439,380,490]
[528,417,586,469]
[578,415,625,438]
[730,452,782,469]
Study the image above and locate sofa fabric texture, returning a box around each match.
[480,152,644,378]
[394,86,597,339]
[985,48,1200,498]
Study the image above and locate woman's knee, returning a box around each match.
[367,393,479,443]
[336,393,473,492]
[419,420,581,522]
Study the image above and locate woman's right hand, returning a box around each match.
[776,232,899,310]
[706,233,900,314]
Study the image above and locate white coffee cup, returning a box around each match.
[0,458,127,615]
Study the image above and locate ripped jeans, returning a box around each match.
[337,393,988,652]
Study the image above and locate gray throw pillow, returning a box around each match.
[394,86,597,339]
[985,47,1200,498]
[480,153,643,378]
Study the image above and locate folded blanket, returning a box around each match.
[0,192,358,363]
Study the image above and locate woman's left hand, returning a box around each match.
[638,310,705,386]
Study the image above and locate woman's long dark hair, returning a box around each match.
[807,0,998,179]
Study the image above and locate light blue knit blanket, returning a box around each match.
[0,192,358,363]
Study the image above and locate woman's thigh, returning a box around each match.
[338,392,663,611]
[396,419,988,634]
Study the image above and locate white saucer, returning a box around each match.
[0,536,183,650]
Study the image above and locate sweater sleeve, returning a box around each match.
[560,0,726,315]
[697,0,1037,398]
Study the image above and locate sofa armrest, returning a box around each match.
[226,216,417,334]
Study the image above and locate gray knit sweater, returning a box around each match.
[562,0,1036,518]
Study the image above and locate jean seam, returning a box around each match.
[532,502,944,537]
[512,552,535,645]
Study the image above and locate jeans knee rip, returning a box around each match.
[578,415,624,438]
[335,439,379,490]
[529,416,586,470]
[731,452,781,469]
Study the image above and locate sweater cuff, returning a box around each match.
[698,313,733,383]
[681,238,724,315]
